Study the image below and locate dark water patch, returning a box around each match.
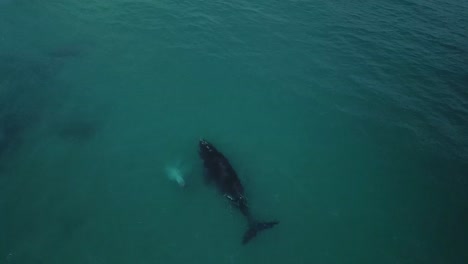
[46,42,91,59]
[0,54,64,163]
[0,54,53,85]
[44,103,108,144]
[56,119,100,142]
[0,114,24,158]
[0,54,57,113]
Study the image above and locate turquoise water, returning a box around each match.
[1,0,467,263]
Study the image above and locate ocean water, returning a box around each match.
[1,0,467,263]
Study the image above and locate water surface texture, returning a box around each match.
[1,0,467,263]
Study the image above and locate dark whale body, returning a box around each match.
[198,139,279,244]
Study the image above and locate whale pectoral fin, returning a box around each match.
[242,221,279,245]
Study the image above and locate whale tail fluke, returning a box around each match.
[242,221,279,245]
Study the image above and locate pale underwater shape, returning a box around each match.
[165,164,187,187]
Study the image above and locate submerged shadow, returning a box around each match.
[0,114,24,158]
[0,53,60,161]
[57,119,100,142]
[46,42,92,59]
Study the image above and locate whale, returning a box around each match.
[198,139,279,244]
